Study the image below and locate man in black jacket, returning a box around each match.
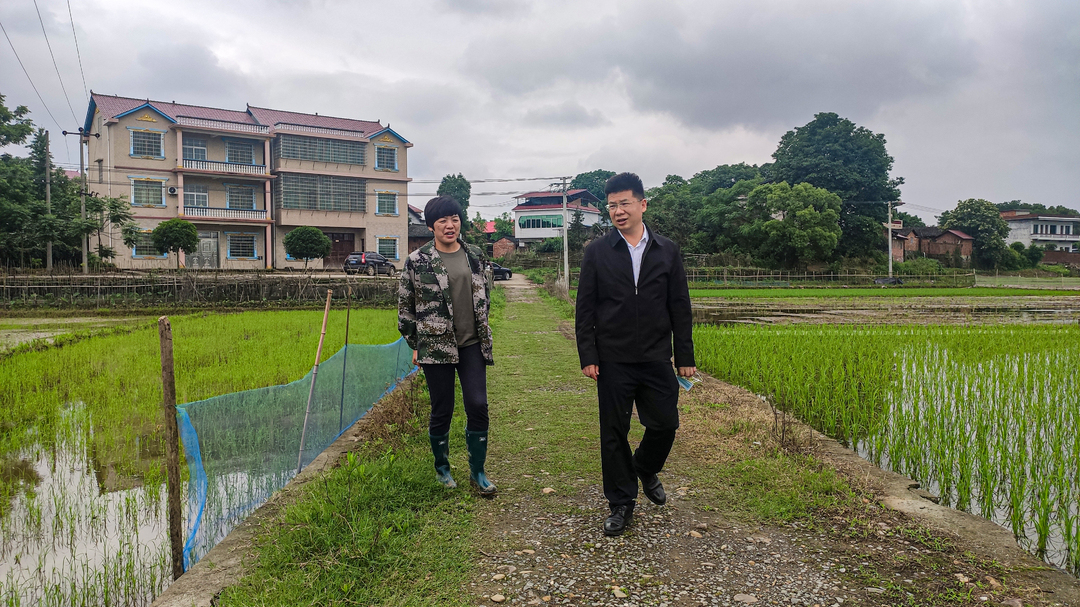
[575,172,696,536]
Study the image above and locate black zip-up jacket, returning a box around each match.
[575,225,695,369]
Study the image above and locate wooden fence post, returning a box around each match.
[158,316,184,581]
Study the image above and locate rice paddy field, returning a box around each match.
[694,323,1080,575]
[0,309,399,607]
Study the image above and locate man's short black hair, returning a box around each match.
[604,172,645,200]
[424,196,464,228]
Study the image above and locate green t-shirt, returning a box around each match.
[437,246,479,348]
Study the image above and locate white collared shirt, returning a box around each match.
[619,225,649,286]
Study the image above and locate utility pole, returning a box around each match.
[62,128,96,274]
[887,199,893,279]
[560,176,569,291]
[45,131,52,271]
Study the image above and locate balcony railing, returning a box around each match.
[183,206,267,221]
[182,159,268,175]
[176,116,270,135]
[273,122,366,138]
[1031,233,1080,241]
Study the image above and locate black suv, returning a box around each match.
[491,262,512,281]
[343,251,396,276]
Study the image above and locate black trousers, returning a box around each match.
[421,342,489,435]
[597,360,680,507]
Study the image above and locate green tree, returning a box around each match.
[997,200,1079,217]
[86,194,139,262]
[282,225,331,270]
[694,178,765,255]
[745,182,842,269]
[894,210,925,228]
[152,218,199,269]
[644,175,703,252]
[437,173,471,216]
[0,94,34,147]
[688,163,761,196]
[462,211,490,248]
[492,212,515,241]
[570,169,616,204]
[939,199,1010,269]
[567,209,587,253]
[769,112,903,259]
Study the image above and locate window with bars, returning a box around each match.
[376,192,398,215]
[133,232,164,257]
[277,134,365,165]
[131,180,165,206]
[377,238,398,259]
[518,215,563,229]
[185,184,209,207]
[183,137,207,160]
[277,173,366,212]
[227,234,257,258]
[227,186,256,210]
[131,130,163,157]
[375,146,397,171]
[226,141,254,165]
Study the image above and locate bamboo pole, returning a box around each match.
[158,316,184,580]
[298,289,333,473]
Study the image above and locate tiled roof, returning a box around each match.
[946,229,973,240]
[514,189,595,201]
[88,93,385,134]
[247,105,381,134]
[512,202,602,213]
[91,93,258,124]
[409,224,432,238]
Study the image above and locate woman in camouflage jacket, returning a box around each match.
[398,196,496,495]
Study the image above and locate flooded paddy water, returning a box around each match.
[693,292,1080,576]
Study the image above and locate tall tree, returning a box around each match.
[437,173,471,216]
[570,169,616,204]
[745,182,842,269]
[894,210,926,228]
[770,112,903,259]
[939,199,1010,269]
[0,94,34,147]
[644,175,702,252]
[689,163,761,196]
[492,212,515,241]
[567,209,587,253]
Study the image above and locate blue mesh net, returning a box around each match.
[176,337,415,569]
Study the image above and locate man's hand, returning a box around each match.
[412,350,418,365]
[582,364,599,380]
[677,366,696,378]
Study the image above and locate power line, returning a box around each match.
[411,175,569,184]
[0,17,65,132]
[32,0,80,123]
[66,0,88,102]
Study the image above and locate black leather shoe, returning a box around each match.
[638,471,667,505]
[603,504,634,536]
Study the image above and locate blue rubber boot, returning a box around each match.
[429,433,456,488]
[465,430,497,496]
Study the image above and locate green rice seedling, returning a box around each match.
[694,323,1080,575]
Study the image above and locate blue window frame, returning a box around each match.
[132,231,166,258]
[375,146,398,171]
[226,233,258,259]
[376,236,398,260]
[130,177,167,206]
[376,192,398,215]
[128,128,166,159]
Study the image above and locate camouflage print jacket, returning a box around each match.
[398,239,494,365]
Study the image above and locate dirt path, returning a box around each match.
[466,282,1079,607]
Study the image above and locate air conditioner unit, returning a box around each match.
[167,186,179,195]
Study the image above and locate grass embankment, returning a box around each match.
[689,287,1079,298]
[216,285,873,605]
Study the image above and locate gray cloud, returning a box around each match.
[523,101,610,127]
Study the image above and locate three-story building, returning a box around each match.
[83,93,410,270]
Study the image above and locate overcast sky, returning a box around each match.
[2,0,1077,221]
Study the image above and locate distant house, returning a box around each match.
[1000,210,1080,252]
[512,189,602,243]
[492,236,519,259]
[407,204,430,253]
[894,227,974,264]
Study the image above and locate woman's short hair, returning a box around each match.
[424,196,464,228]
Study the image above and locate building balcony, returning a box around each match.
[182,159,268,176]
[273,122,366,139]
[1032,233,1079,242]
[183,206,268,221]
[176,116,270,135]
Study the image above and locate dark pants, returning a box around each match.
[597,360,680,507]
[421,342,489,435]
